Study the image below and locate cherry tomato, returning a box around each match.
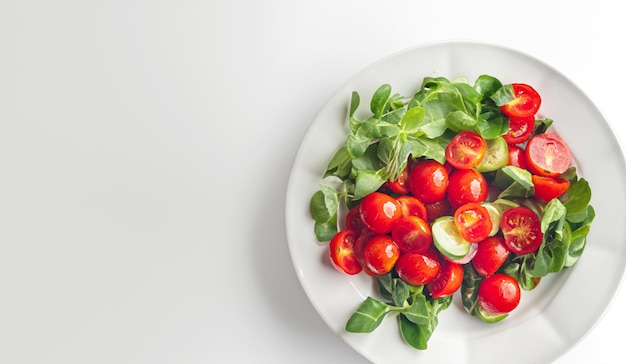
[345,205,368,234]
[507,144,527,169]
[472,235,510,277]
[427,260,463,298]
[477,273,521,315]
[500,83,541,118]
[387,163,410,194]
[425,199,452,223]
[502,115,535,144]
[409,160,449,204]
[445,131,487,170]
[353,231,377,274]
[453,203,493,243]
[391,215,433,254]
[525,133,571,177]
[500,207,543,255]
[396,195,428,221]
[396,252,441,286]
[328,229,362,275]
[359,192,402,234]
[447,169,489,209]
[532,175,570,202]
[362,235,400,276]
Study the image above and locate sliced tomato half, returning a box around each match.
[500,207,543,255]
[500,83,541,118]
[525,133,571,177]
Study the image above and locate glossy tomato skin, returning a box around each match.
[409,160,449,204]
[472,235,510,277]
[427,260,463,298]
[532,175,570,202]
[502,115,534,144]
[345,205,369,234]
[477,273,521,315]
[391,215,433,254]
[445,131,486,170]
[396,253,441,286]
[328,229,362,275]
[362,235,400,276]
[453,203,493,243]
[425,199,452,223]
[396,195,428,221]
[359,192,402,234]
[525,133,571,177]
[507,144,528,169]
[447,169,489,209]
[387,163,410,194]
[501,207,543,255]
[500,83,541,118]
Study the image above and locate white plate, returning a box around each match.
[285,41,626,364]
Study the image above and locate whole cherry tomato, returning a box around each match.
[396,252,441,286]
[409,160,449,204]
[477,273,521,315]
[447,169,489,209]
[359,192,402,234]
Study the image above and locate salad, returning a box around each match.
[309,75,595,350]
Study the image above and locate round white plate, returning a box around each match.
[285,41,626,364]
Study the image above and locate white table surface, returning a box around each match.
[1,1,624,363]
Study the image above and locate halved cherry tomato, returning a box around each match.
[453,203,493,243]
[532,175,570,202]
[525,133,571,177]
[328,229,362,275]
[427,260,463,298]
[477,273,521,315]
[345,205,369,234]
[500,83,541,118]
[445,131,486,170]
[500,207,543,255]
[502,115,535,144]
[447,169,489,209]
[507,144,527,169]
[362,235,400,276]
[396,195,428,221]
[425,199,452,223]
[359,192,402,234]
[472,235,510,277]
[396,252,441,286]
[391,215,433,254]
[386,163,410,194]
[409,160,449,204]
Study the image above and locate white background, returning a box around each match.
[1,1,624,363]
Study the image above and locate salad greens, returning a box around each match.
[309,74,595,350]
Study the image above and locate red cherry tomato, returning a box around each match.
[353,231,377,274]
[396,252,441,286]
[409,160,449,204]
[427,260,463,298]
[502,115,535,144]
[472,235,510,277]
[387,163,410,194]
[359,192,402,234]
[425,199,452,223]
[453,203,493,243]
[396,195,428,221]
[445,131,487,170]
[477,273,521,315]
[328,229,362,275]
[345,205,369,234]
[362,235,400,276]
[501,207,543,255]
[507,144,527,169]
[532,175,571,202]
[500,83,541,118]
[447,169,489,209]
[391,215,433,254]
[525,133,571,177]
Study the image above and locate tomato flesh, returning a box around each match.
[427,260,463,298]
[472,235,510,277]
[503,115,534,144]
[453,203,493,243]
[328,229,362,275]
[445,131,486,170]
[359,192,402,234]
[500,207,543,255]
[500,83,541,118]
[409,160,449,204]
[391,215,433,254]
[477,273,521,315]
[396,253,441,286]
[525,133,571,177]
